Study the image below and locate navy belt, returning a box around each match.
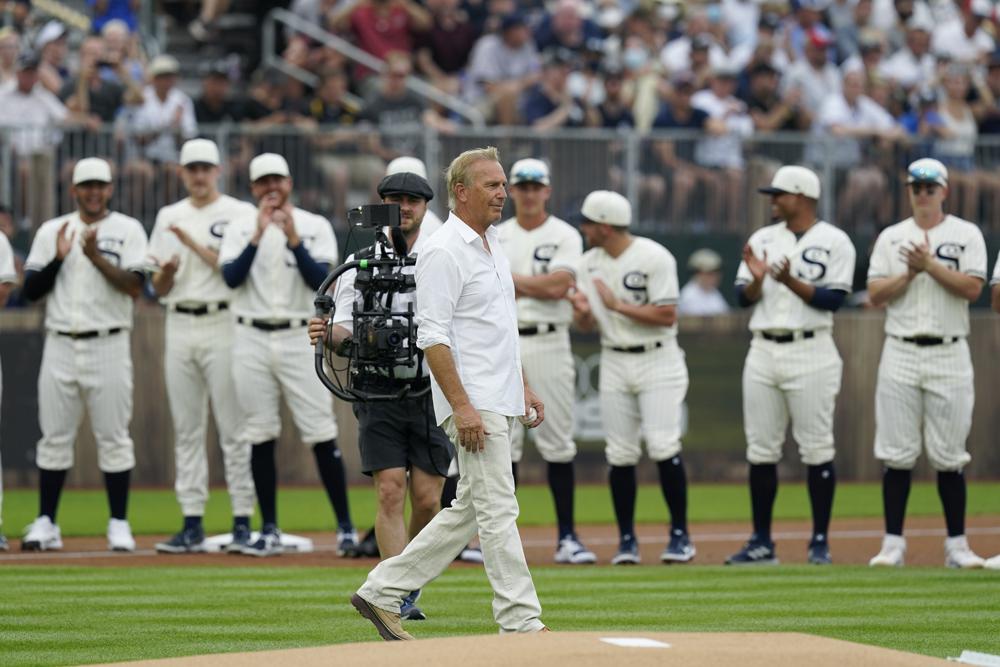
[609,341,664,354]
[172,302,229,316]
[237,317,309,331]
[56,327,123,340]
[761,330,816,344]
[519,323,561,336]
[896,335,960,347]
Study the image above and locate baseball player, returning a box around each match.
[20,158,147,552]
[496,158,595,564]
[867,158,986,569]
[726,166,856,566]
[147,139,258,553]
[219,152,356,557]
[570,190,694,565]
[0,231,17,551]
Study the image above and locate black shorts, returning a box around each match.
[353,398,454,477]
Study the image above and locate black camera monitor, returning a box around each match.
[348,203,401,228]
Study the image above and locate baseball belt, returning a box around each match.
[171,302,229,316]
[237,317,309,331]
[892,335,961,346]
[759,330,816,344]
[518,323,564,336]
[608,341,664,354]
[55,327,123,340]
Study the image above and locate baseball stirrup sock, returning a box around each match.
[882,467,912,536]
[440,474,458,510]
[609,465,637,540]
[547,462,576,539]
[38,468,68,522]
[936,470,966,538]
[104,470,130,520]
[807,462,836,541]
[511,461,520,488]
[657,456,689,535]
[183,516,202,531]
[313,440,353,531]
[251,440,278,526]
[749,463,778,543]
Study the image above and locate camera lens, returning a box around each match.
[387,332,402,347]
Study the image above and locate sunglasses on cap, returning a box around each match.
[908,164,945,186]
[514,167,547,183]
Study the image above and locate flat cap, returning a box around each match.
[377,172,434,201]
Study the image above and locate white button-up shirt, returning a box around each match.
[415,212,524,425]
[25,211,148,332]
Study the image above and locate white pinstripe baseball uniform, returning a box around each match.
[24,212,148,473]
[868,215,987,471]
[148,195,257,518]
[496,215,582,465]
[0,233,17,531]
[735,221,856,465]
[218,207,339,445]
[576,237,688,467]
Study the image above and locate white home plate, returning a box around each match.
[599,638,672,649]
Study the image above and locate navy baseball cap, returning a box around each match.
[501,13,527,31]
[377,172,434,201]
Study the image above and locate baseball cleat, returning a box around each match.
[869,534,906,567]
[807,537,833,565]
[243,525,284,557]
[399,589,427,621]
[726,535,779,565]
[226,521,252,554]
[661,530,696,563]
[22,516,63,552]
[351,593,414,641]
[554,534,597,564]
[944,535,984,569]
[107,519,136,552]
[611,534,641,565]
[0,533,8,551]
[336,529,359,557]
[984,554,1000,570]
[155,525,206,554]
[458,545,484,563]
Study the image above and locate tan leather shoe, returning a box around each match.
[350,594,415,641]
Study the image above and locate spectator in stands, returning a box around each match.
[100,19,145,85]
[871,0,933,52]
[188,0,232,42]
[0,204,25,307]
[660,9,728,79]
[730,12,790,73]
[520,48,585,129]
[359,51,425,158]
[193,63,243,125]
[463,12,541,125]
[678,248,729,316]
[782,26,842,116]
[0,51,71,157]
[722,0,762,52]
[975,56,1000,134]
[0,27,19,87]
[585,64,635,129]
[932,65,985,221]
[534,0,603,56]
[841,30,886,84]
[745,62,812,133]
[60,36,137,124]
[931,0,994,65]
[415,0,480,94]
[89,0,140,34]
[879,16,935,91]
[832,0,876,59]
[35,21,69,96]
[1,0,30,34]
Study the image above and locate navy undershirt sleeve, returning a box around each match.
[736,284,756,308]
[221,243,258,288]
[808,287,847,312]
[22,259,63,302]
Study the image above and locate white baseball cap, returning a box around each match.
[35,21,66,50]
[688,248,723,273]
[180,138,220,167]
[149,54,180,77]
[580,190,631,227]
[249,153,290,182]
[72,157,112,185]
[509,158,550,186]
[385,156,428,179]
[758,165,821,199]
[907,158,948,188]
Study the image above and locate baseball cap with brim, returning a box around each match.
[149,54,180,77]
[35,21,66,50]
[501,13,527,31]
[16,50,40,71]
[377,172,434,201]
[906,158,948,187]
[73,158,113,185]
[510,158,550,186]
[691,34,713,51]
[180,138,220,167]
[580,190,631,227]
[758,165,821,199]
[386,156,428,179]
[806,26,835,49]
[688,248,723,273]
[249,153,291,182]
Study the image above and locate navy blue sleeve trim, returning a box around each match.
[221,243,258,288]
[22,258,63,302]
[290,243,329,291]
[736,284,755,308]
[809,287,847,312]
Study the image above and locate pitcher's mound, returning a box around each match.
[100,631,948,666]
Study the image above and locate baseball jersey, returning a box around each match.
[148,194,257,305]
[991,250,1000,286]
[25,212,148,332]
[736,220,856,332]
[576,236,679,347]
[867,215,986,337]
[496,215,583,326]
[0,233,16,285]
[218,206,339,320]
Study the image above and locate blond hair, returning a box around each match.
[446,146,501,209]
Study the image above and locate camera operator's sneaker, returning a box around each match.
[399,589,426,621]
[155,524,206,554]
[661,530,696,563]
[22,516,63,551]
[244,524,283,557]
[336,529,359,557]
[611,534,640,565]
[226,521,252,554]
[554,534,597,564]
[944,535,984,569]
[107,519,136,552]
[869,534,906,567]
[726,535,778,565]
[807,536,832,565]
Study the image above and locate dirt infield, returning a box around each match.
[3,516,999,568]
[91,632,949,666]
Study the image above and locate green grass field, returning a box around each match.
[3,481,1000,536]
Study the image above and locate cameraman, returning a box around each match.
[309,172,451,622]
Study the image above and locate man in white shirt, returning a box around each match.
[571,191,695,565]
[678,248,730,316]
[20,158,148,553]
[0,230,17,551]
[496,158,595,565]
[147,139,258,554]
[867,158,987,570]
[727,166,855,566]
[352,147,547,641]
[930,0,994,65]
[0,50,69,156]
[879,17,936,91]
[219,153,356,557]
[781,27,843,116]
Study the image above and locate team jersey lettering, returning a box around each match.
[97,237,125,266]
[622,271,649,304]
[532,243,558,275]
[934,242,964,271]
[798,247,830,282]
[209,221,229,239]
